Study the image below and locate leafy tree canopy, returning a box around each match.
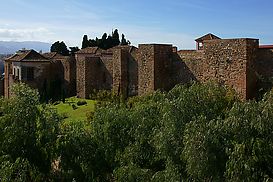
[50,41,70,56]
[0,83,60,180]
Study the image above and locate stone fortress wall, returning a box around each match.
[75,33,273,100]
[4,33,273,100]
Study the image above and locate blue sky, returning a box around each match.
[0,0,272,49]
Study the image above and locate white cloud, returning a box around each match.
[0,20,196,50]
[0,28,54,42]
[0,25,196,50]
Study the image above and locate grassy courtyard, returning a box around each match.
[54,97,95,121]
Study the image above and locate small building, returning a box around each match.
[195,33,221,50]
[4,49,76,100]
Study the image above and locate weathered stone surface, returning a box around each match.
[112,48,128,97]
[137,44,173,95]
[202,38,259,99]
[137,44,155,95]
[176,39,259,100]
[76,48,114,98]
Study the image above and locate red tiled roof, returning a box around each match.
[259,45,273,49]
[76,47,99,54]
[5,49,49,62]
[42,52,58,59]
[43,52,68,60]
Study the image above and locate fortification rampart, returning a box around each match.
[73,34,273,100]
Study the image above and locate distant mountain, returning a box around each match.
[0,41,51,54]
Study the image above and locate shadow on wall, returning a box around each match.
[98,59,113,90]
[85,57,113,98]
[171,53,197,86]
[255,49,273,97]
[127,54,138,96]
[40,61,65,102]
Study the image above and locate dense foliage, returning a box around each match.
[0,83,60,181]
[81,29,130,50]
[1,82,273,181]
[50,29,130,57]
[50,41,80,56]
[50,41,70,56]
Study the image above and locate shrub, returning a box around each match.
[76,100,87,106]
[71,104,78,110]
[0,83,60,179]
[90,83,227,181]
[59,112,69,120]
[53,101,61,105]
[89,89,122,102]
[86,111,95,121]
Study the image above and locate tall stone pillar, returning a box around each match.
[112,49,128,97]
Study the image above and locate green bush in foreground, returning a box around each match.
[183,91,273,181]
[1,82,273,181]
[90,82,238,181]
[0,83,60,181]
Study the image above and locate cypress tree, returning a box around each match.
[112,29,120,46]
[82,35,89,49]
[120,34,129,45]
[79,29,130,50]
[100,33,108,49]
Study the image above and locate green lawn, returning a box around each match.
[54,97,95,122]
